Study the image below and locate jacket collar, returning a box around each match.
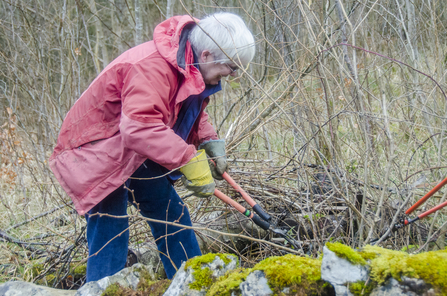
[153,15,209,103]
[176,23,196,70]
[153,16,200,79]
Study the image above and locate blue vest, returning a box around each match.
[172,82,221,141]
[165,82,221,181]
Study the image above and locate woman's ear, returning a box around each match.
[200,50,212,63]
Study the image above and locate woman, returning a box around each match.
[50,12,255,281]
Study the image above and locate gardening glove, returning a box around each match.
[198,139,228,180]
[180,149,215,198]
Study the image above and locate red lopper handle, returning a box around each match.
[406,176,447,215]
[221,171,272,222]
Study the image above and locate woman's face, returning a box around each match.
[198,50,239,85]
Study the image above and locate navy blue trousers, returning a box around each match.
[85,159,201,282]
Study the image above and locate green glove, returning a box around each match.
[199,140,228,180]
[180,149,215,197]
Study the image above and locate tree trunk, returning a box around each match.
[134,0,143,45]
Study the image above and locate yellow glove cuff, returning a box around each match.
[180,150,214,186]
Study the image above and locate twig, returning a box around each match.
[6,203,69,232]
[0,229,42,255]
[317,43,447,101]
[87,212,303,255]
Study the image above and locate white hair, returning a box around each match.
[189,12,255,66]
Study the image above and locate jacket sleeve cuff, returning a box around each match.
[180,145,198,167]
[198,139,224,150]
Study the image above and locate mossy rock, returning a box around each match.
[206,254,328,296]
[138,278,171,296]
[101,279,171,296]
[253,254,327,295]
[364,245,447,295]
[326,243,447,295]
[348,280,375,296]
[184,253,237,291]
[206,268,251,296]
[102,283,127,296]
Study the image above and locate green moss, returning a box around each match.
[137,279,171,296]
[348,281,375,296]
[206,254,325,296]
[253,254,324,294]
[185,253,235,270]
[363,245,447,295]
[357,250,378,261]
[400,244,419,252]
[72,264,86,275]
[133,266,172,295]
[363,245,407,284]
[101,283,129,296]
[30,263,44,278]
[407,250,447,294]
[189,267,213,290]
[326,242,367,265]
[100,276,171,296]
[45,274,56,286]
[185,253,237,291]
[135,267,153,282]
[35,272,57,287]
[206,268,251,296]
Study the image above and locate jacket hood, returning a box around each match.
[154,15,200,78]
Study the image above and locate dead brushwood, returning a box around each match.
[1,0,447,289]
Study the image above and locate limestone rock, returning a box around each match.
[370,277,436,296]
[0,280,76,296]
[75,263,155,296]
[239,270,272,296]
[164,254,238,296]
[321,246,369,296]
[370,278,417,296]
[129,245,166,279]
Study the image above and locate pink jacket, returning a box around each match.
[50,16,218,215]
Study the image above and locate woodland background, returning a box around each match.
[1,0,447,289]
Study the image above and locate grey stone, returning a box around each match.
[164,254,238,296]
[130,245,166,279]
[370,277,436,296]
[370,278,418,296]
[332,284,351,296]
[0,281,76,296]
[321,246,369,296]
[321,246,369,285]
[401,276,432,294]
[162,262,198,296]
[240,270,272,296]
[75,263,155,296]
